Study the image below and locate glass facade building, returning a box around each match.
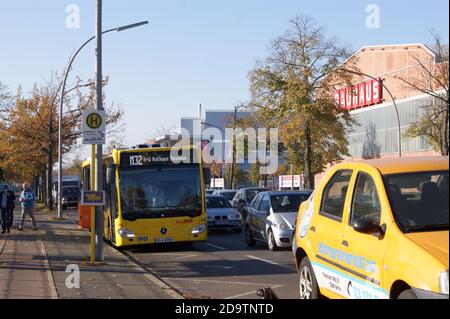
[347,95,433,157]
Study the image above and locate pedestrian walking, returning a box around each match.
[0,184,16,233]
[18,183,37,231]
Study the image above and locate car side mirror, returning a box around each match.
[352,218,386,236]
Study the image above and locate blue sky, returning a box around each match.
[0,0,448,157]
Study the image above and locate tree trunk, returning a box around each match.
[303,121,314,189]
[40,168,46,203]
[443,105,449,156]
[46,145,54,210]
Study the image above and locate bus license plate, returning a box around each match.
[155,237,173,243]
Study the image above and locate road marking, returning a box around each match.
[246,255,279,265]
[225,285,283,299]
[205,243,227,250]
[201,265,234,270]
[150,253,198,260]
[162,277,281,286]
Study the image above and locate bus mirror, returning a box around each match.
[203,167,211,185]
[106,164,116,185]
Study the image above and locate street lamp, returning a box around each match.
[341,68,402,158]
[57,19,148,219]
[230,105,245,189]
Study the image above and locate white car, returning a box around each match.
[206,195,242,232]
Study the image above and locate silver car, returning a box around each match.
[245,191,312,250]
[206,195,243,232]
[212,189,237,205]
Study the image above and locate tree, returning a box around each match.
[362,122,381,159]
[249,15,357,189]
[395,32,449,155]
[0,72,123,209]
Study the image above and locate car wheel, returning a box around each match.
[397,289,417,299]
[267,229,278,251]
[245,225,256,247]
[299,257,320,299]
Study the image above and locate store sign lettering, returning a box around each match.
[334,78,383,110]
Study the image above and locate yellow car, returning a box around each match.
[292,157,449,299]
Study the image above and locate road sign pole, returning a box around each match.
[95,0,104,262]
[90,144,96,264]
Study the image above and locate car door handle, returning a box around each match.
[341,240,348,247]
[310,226,316,232]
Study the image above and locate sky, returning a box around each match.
[0,0,448,159]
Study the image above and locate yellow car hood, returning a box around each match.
[406,231,449,267]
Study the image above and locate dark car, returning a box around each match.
[245,190,312,251]
[61,186,81,209]
[231,187,270,221]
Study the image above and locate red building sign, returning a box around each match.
[334,78,383,110]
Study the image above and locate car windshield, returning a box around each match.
[206,197,232,209]
[247,189,266,203]
[270,194,310,213]
[220,191,236,200]
[384,171,449,233]
[62,187,80,196]
[119,166,202,220]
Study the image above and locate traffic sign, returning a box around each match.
[80,191,105,206]
[82,110,106,144]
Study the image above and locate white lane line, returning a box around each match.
[150,253,198,260]
[205,243,227,250]
[246,255,279,266]
[162,277,281,287]
[225,285,283,299]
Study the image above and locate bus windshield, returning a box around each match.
[119,166,202,220]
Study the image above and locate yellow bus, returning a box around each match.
[81,144,209,247]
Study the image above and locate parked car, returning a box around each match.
[61,186,81,209]
[212,189,237,205]
[245,190,312,250]
[232,187,270,221]
[206,195,242,232]
[205,189,216,195]
[292,157,449,299]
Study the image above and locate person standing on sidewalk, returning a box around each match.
[0,184,16,234]
[18,183,37,231]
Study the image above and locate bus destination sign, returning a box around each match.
[120,150,198,167]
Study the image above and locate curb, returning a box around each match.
[40,240,59,299]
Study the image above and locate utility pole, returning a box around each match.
[95,0,104,261]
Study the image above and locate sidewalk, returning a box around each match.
[0,205,182,299]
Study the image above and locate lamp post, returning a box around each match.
[230,105,245,189]
[341,68,402,158]
[56,19,148,219]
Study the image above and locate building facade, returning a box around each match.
[341,43,442,160]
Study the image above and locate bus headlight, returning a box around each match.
[118,228,136,239]
[439,270,449,295]
[192,224,206,234]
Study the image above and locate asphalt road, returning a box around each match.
[122,227,300,299]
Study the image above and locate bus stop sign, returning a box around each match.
[82,110,106,145]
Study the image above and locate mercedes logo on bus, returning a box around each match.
[160,227,168,235]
